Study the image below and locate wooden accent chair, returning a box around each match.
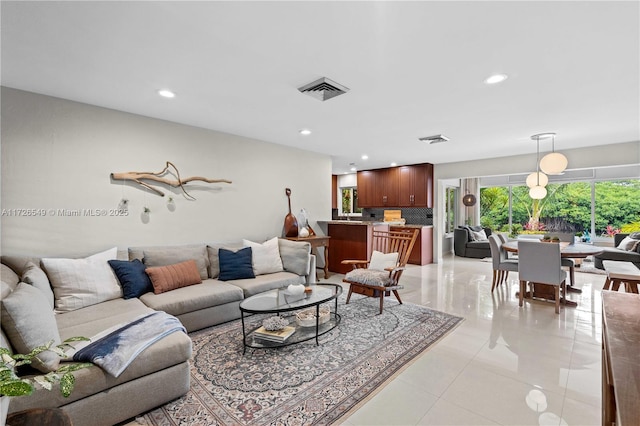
[342,228,419,314]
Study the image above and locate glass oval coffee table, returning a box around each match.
[239,284,342,353]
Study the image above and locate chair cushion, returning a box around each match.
[345,269,392,287]
[368,251,398,271]
[470,229,488,241]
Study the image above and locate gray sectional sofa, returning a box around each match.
[594,233,640,269]
[1,238,315,426]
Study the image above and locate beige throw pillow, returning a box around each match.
[21,261,55,309]
[42,247,122,313]
[0,283,61,372]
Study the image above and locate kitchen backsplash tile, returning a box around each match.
[363,207,433,225]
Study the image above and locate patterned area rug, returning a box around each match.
[140,295,463,426]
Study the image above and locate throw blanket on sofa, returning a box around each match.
[68,311,186,378]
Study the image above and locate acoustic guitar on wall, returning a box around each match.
[284,188,299,237]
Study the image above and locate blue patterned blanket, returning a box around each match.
[70,311,186,378]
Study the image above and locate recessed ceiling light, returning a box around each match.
[350,167,357,172]
[158,89,175,98]
[484,74,508,85]
[361,154,368,160]
[299,129,312,135]
[390,162,397,167]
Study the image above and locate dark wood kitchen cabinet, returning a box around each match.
[398,164,431,207]
[356,170,376,208]
[357,168,398,208]
[358,163,433,209]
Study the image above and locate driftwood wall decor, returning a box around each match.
[111,161,231,200]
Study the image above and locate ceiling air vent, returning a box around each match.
[419,134,450,144]
[298,77,349,101]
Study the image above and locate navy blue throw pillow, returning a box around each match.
[108,259,154,299]
[218,247,255,281]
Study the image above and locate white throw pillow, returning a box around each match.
[42,247,122,313]
[242,237,284,275]
[368,250,399,271]
[470,229,488,241]
[617,236,637,251]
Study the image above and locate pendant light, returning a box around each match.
[539,133,568,175]
[529,134,547,199]
[462,193,477,206]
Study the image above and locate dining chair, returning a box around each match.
[549,232,576,287]
[496,233,517,259]
[518,240,567,313]
[488,234,518,292]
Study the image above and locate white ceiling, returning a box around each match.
[2,1,639,174]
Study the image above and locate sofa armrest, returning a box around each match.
[306,254,317,284]
[454,228,469,257]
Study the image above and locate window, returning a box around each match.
[479,179,640,238]
[341,187,362,215]
[445,187,457,233]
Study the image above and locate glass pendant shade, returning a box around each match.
[539,152,568,175]
[529,185,547,199]
[525,171,548,188]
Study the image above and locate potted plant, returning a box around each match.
[1,338,91,423]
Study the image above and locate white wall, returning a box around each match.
[433,141,640,262]
[1,88,332,257]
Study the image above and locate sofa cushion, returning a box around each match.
[228,271,304,297]
[56,298,154,340]
[139,279,244,316]
[206,242,243,279]
[145,260,202,294]
[218,247,255,281]
[139,245,209,280]
[1,263,20,287]
[42,247,123,313]
[21,261,54,308]
[598,247,640,259]
[108,259,153,299]
[1,282,61,372]
[242,237,284,275]
[278,238,311,276]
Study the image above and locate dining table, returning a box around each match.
[502,240,604,306]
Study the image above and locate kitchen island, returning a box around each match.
[319,221,432,274]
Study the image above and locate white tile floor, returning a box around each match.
[329,254,606,426]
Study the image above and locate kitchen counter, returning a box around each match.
[323,221,433,272]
